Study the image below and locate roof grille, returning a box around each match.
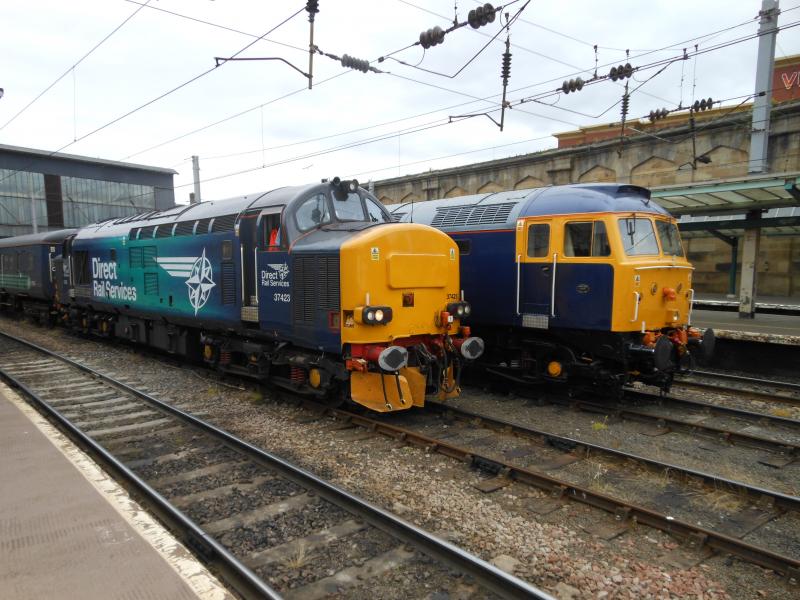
[466,202,516,225]
[431,202,517,228]
[155,224,174,238]
[211,214,237,233]
[174,221,196,236]
[195,218,212,235]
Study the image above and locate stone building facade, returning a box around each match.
[373,56,800,298]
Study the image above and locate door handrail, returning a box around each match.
[516,254,521,316]
[550,253,557,318]
[687,288,695,325]
[630,291,641,322]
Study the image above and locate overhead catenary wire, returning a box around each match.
[122,6,795,164]
[0,5,307,187]
[0,0,154,132]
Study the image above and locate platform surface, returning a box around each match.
[692,309,800,338]
[0,384,233,600]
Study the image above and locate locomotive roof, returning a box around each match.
[0,229,78,248]
[389,183,669,231]
[71,183,325,240]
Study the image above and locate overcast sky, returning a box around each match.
[2,0,798,203]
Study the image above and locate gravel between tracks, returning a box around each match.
[3,320,797,600]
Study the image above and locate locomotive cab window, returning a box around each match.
[527,223,550,258]
[618,217,659,256]
[365,197,391,223]
[563,221,610,257]
[333,192,366,222]
[295,194,331,232]
[656,220,684,256]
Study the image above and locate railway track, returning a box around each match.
[527,388,800,457]
[0,331,548,600]
[674,370,800,408]
[244,387,800,581]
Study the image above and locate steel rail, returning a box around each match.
[560,393,800,456]
[0,366,280,600]
[628,388,800,430]
[289,398,800,579]
[674,372,800,408]
[420,400,800,513]
[688,371,800,393]
[0,331,551,600]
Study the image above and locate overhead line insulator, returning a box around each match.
[341,54,371,73]
[692,97,714,112]
[609,62,633,81]
[306,0,319,17]
[419,26,446,49]
[648,107,670,122]
[501,49,512,84]
[561,77,584,94]
[468,3,496,29]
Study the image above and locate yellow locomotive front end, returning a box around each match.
[340,223,483,412]
[613,214,715,380]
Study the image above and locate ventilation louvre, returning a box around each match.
[174,221,196,236]
[129,247,143,269]
[195,218,212,235]
[221,262,236,305]
[144,272,159,295]
[292,255,340,324]
[142,246,157,268]
[211,214,237,233]
[155,224,174,238]
[431,202,517,228]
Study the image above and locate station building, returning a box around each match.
[0,143,176,239]
[374,54,800,304]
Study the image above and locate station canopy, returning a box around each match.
[650,172,800,237]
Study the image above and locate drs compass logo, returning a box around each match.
[156,248,216,315]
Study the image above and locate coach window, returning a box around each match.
[618,217,659,256]
[527,223,550,258]
[295,193,331,232]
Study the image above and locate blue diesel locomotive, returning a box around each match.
[0,179,483,412]
[392,183,714,393]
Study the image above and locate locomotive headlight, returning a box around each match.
[446,302,471,320]
[359,306,393,325]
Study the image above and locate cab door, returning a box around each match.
[516,218,556,328]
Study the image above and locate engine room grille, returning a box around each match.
[221,262,236,305]
[155,224,174,238]
[129,247,143,268]
[174,220,196,236]
[211,214,237,233]
[195,218,212,235]
[143,272,159,296]
[142,246,157,268]
[431,202,517,228]
[292,255,340,323]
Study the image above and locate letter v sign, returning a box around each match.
[781,71,799,89]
